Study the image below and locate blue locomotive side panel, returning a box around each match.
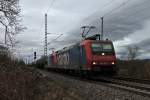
[80,46,86,69]
[68,45,80,69]
[55,43,82,70]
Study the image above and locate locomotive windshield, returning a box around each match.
[91,43,114,54]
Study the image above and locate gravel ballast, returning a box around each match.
[0,64,150,100]
[38,70,150,100]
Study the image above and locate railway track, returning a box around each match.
[38,69,150,97]
[109,77,150,90]
[90,76,150,96]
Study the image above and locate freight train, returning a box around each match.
[47,34,118,74]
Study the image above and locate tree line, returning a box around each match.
[0,0,25,46]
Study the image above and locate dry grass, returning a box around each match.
[117,60,150,80]
[1,54,150,100]
[0,54,84,100]
[0,53,43,100]
[0,65,43,100]
[143,62,150,79]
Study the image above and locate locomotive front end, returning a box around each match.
[90,41,117,73]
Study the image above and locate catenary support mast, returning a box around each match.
[101,17,104,40]
[44,14,48,56]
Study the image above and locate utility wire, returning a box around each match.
[47,34,63,45]
[124,0,149,11]
[84,0,116,21]
[103,0,150,23]
[103,0,130,17]
[104,2,150,40]
[111,0,150,21]
[126,5,150,19]
[100,0,150,42]
[103,0,116,8]
[112,0,150,18]
[46,0,56,13]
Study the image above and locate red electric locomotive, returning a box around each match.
[48,34,118,74]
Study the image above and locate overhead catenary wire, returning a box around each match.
[83,0,130,39]
[116,0,150,19]
[126,5,150,19]
[99,0,130,38]
[103,0,130,17]
[123,0,150,12]
[110,0,150,19]
[103,2,150,39]
[105,0,150,23]
[103,0,116,9]
[47,34,63,45]
[102,0,150,26]
[83,0,117,22]
[46,0,56,13]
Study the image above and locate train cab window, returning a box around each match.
[103,44,113,51]
[91,43,114,55]
[91,44,102,52]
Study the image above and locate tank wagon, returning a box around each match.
[48,34,118,74]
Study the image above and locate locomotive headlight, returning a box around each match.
[112,62,115,65]
[102,53,105,56]
[93,61,97,65]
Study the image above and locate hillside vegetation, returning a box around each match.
[0,51,150,100]
[117,60,150,80]
[0,54,85,100]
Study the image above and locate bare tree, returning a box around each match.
[126,45,139,60]
[0,0,25,46]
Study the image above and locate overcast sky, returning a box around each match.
[9,0,150,60]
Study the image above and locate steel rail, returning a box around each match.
[38,68,150,97]
[92,76,150,93]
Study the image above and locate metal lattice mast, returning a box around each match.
[44,14,48,56]
[101,17,104,40]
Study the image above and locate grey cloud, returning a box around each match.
[61,0,150,59]
[16,0,150,59]
[64,0,150,40]
[90,0,150,40]
[18,40,42,48]
[134,39,150,51]
[115,38,150,59]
